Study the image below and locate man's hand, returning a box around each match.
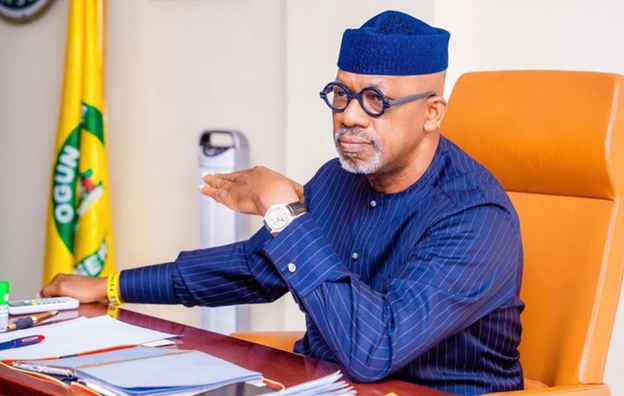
[40,274,107,303]
[199,166,304,216]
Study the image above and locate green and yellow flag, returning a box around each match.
[44,0,115,285]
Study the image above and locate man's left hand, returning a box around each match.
[199,166,304,216]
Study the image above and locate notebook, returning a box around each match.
[14,346,262,396]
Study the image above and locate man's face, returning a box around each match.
[331,70,443,176]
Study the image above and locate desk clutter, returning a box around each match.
[0,315,177,360]
[14,346,263,396]
[0,313,355,396]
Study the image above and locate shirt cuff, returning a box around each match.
[262,214,347,297]
[119,263,177,304]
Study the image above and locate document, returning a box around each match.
[16,346,262,396]
[263,371,355,396]
[3,315,355,396]
[0,315,178,360]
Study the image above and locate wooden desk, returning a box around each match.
[0,304,450,396]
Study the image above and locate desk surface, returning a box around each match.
[0,304,450,396]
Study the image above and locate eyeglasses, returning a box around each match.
[320,81,435,117]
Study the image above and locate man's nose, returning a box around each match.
[341,97,370,129]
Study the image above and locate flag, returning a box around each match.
[43,0,115,285]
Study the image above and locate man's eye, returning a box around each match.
[367,92,384,103]
[334,90,347,97]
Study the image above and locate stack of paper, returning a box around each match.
[16,346,263,396]
[2,314,356,396]
[0,315,178,360]
[264,372,355,396]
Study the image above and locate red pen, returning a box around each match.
[0,335,45,351]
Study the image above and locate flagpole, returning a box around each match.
[43,0,85,285]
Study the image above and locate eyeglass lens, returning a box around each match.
[325,85,385,115]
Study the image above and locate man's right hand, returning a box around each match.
[40,274,108,303]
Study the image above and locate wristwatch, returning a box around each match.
[263,201,307,234]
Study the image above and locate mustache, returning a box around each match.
[335,127,382,151]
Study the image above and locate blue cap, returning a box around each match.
[338,10,450,76]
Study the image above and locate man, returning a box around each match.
[42,10,524,396]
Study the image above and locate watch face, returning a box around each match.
[266,207,289,231]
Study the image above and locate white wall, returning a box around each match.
[104,0,288,331]
[435,0,624,92]
[0,0,68,301]
[0,0,289,330]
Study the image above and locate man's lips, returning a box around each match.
[338,137,370,152]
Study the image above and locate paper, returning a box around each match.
[142,339,177,348]
[0,315,178,360]
[20,346,263,396]
[264,372,356,396]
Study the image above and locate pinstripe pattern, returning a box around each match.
[120,135,524,395]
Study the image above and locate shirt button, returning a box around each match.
[351,252,359,260]
[370,200,377,208]
[287,263,297,273]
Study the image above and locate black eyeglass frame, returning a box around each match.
[319,81,436,117]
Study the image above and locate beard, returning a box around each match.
[334,126,384,174]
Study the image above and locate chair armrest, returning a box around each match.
[230,331,305,352]
[488,384,610,396]
[228,334,612,396]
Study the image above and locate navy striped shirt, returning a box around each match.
[120,135,524,395]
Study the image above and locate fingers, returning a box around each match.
[216,171,243,181]
[198,183,228,203]
[201,171,240,185]
[199,183,258,214]
[198,166,304,217]
[199,172,233,203]
[294,183,305,201]
[40,274,65,297]
[202,174,227,189]
[40,274,107,303]
[39,284,57,298]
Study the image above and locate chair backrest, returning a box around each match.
[441,71,624,387]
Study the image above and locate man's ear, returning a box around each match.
[423,96,447,132]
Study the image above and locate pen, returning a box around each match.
[0,335,45,351]
[6,311,59,332]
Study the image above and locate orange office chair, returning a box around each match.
[233,71,624,395]
[443,70,624,395]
